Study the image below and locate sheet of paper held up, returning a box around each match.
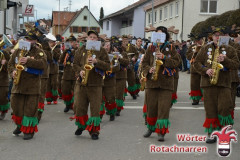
[86,40,101,51]
[131,39,136,45]
[219,36,230,46]
[19,40,31,51]
[64,42,71,49]
[151,32,166,43]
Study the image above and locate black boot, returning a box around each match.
[110,114,115,121]
[23,133,34,140]
[116,110,120,116]
[192,100,199,105]
[91,133,99,140]
[37,111,42,122]
[75,128,83,135]
[64,105,70,113]
[100,114,103,120]
[132,94,137,100]
[143,129,152,138]
[0,112,6,120]
[158,134,165,141]
[13,127,21,135]
[206,137,217,144]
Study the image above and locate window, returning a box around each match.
[84,16,87,20]
[154,11,157,23]
[176,1,179,16]
[164,6,168,20]
[72,26,78,33]
[159,9,163,21]
[200,0,217,13]
[90,27,97,31]
[129,20,133,26]
[82,27,87,32]
[170,4,173,18]
[6,10,9,26]
[107,21,109,30]
[122,20,128,28]
[148,13,151,24]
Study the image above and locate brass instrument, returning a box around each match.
[151,45,163,81]
[190,38,206,64]
[51,41,61,53]
[208,41,224,85]
[140,72,146,91]
[13,47,28,85]
[0,51,5,72]
[81,50,95,86]
[0,34,13,49]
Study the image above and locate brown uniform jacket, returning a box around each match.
[135,46,146,55]
[229,41,240,83]
[8,45,47,94]
[115,51,129,79]
[41,42,52,78]
[104,53,120,87]
[73,46,110,86]
[60,48,76,81]
[194,43,239,88]
[186,44,202,74]
[142,43,180,91]
[174,53,182,79]
[50,47,61,75]
[0,49,10,86]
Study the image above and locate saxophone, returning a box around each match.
[151,46,163,81]
[81,50,95,86]
[14,47,28,85]
[140,72,146,91]
[208,43,224,85]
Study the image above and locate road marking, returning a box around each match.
[124,106,240,110]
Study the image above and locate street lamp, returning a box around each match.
[57,0,60,35]
[88,0,90,31]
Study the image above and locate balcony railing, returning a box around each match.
[120,26,133,36]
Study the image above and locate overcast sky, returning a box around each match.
[29,0,139,20]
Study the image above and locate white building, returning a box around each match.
[102,0,151,38]
[144,0,240,41]
[0,0,29,35]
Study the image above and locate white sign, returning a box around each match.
[131,39,136,45]
[86,40,101,51]
[151,32,166,43]
[22,5,34,17]
[19,40,31,51]
[219,36,230,46]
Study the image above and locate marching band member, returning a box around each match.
[194,27,239,143]
[72,30,110,140]
[142,26,180,141]
[8,30,47,140]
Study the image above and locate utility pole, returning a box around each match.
[69,0,72,11]
[88,0,90,31]
[57,0,60,35]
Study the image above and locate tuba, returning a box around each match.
[0,51,5,72]
[13,47,28,85]
[81,50,95,86]
[207,41,224,85]
[0,34,13,49]
[151,45,163,81]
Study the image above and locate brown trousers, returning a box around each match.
[61,80,76,96]
[47,74,58,92]
[191,73,201,91]
[173,77,178,93]
[146,88,172,119]
[11,93,39,117]
[0,86,8,106]
[74,85,102,117]
[116,79,127,100]
[127,69,136,87]
[230,82,238,111]
[103,86,116,104]
[58,72,63,91]
[39,78,48,103]
[203,87,232,118]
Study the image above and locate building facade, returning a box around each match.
[144,0,240,41]
[0,0,29,35]
[102,0,151,38]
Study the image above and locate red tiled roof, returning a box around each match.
[52,11,77,26]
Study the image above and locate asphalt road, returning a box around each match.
[0,72,239,160]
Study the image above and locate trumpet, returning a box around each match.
[0,51,6,72]
[81,50,95,86]
[14,47,28,85]
[51,41,61,54]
